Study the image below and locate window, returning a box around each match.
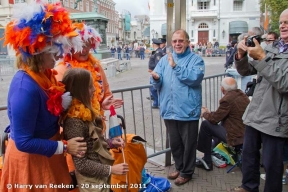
[14,0,25,3]
[86,1,89,11]
[233,1,243,11]
[64,0,68,6]
[92,3,95,11]
[198,2,209,10]
[213,29,215,37]
[47,0,52,3]
[198,23,209,28]
[214,0,216,6]
[192,0,193,6]
[80,1,83,11]
[70,0,74,9]
[191,30,193,37]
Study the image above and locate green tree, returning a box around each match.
[259,0,288,32]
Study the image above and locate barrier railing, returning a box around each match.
[110,73,227,165]
[0,73,227,166]
[0,57,16,77]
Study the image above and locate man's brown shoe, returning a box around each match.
[174,176,191,186]
[228,186,248,192]
[167,171,180,180]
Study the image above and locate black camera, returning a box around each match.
[245,35,262,47]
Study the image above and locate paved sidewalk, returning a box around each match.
[144,160,288,192]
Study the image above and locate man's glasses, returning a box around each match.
[172,39,186,44]
[279,21,288,25]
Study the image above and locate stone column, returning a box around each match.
[1,0,9,6]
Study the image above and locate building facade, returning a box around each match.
[0,0,118,47]
[97,0,118,47]
[150,0,261,46]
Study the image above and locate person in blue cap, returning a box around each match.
[147,38,164,108]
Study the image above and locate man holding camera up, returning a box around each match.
[229,9,288,192]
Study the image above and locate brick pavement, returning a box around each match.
[144,160,288,192]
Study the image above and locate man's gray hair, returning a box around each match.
[221,78,238,91]
[238,33,248,42]
[250,27,263,36]
[173,29,190,40]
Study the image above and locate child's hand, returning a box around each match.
[111,163,129,175]
[112,137,125,148]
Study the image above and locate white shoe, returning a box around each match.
[260,174,266,180]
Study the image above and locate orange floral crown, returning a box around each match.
[4,0,82,58]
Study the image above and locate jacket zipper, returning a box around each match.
[171,55,178,119]
[276,95,283,132]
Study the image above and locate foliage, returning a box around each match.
[259,0,288,32]
[219,46,226,49]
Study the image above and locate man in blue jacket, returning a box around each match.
[151,29,205,186]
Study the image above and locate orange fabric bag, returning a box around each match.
[110,134,147,192]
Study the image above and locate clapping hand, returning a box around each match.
[167,49,176,68]
[102,95,124,110]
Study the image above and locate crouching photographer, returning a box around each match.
[228,9,288,192]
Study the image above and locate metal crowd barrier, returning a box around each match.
[0,73,227,166]
[0,57,16,76]
[111,73,227,166]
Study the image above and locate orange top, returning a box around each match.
[54,54,112,108]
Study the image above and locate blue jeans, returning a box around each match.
[149,79,158,107]
[126,53,130,60]
[111,53,115,58]
[140,53,144,60]
[117,53,122,60]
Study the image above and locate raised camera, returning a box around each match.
[245,35,262,47]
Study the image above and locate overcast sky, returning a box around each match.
[113,0,149,19]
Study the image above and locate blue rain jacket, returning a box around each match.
[151,47,205,120]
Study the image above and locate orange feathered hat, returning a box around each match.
[4,0,82,58]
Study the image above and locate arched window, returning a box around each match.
[198,23,209,29]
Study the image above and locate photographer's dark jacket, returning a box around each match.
[203,89,250,146]
[234,41,288,138]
